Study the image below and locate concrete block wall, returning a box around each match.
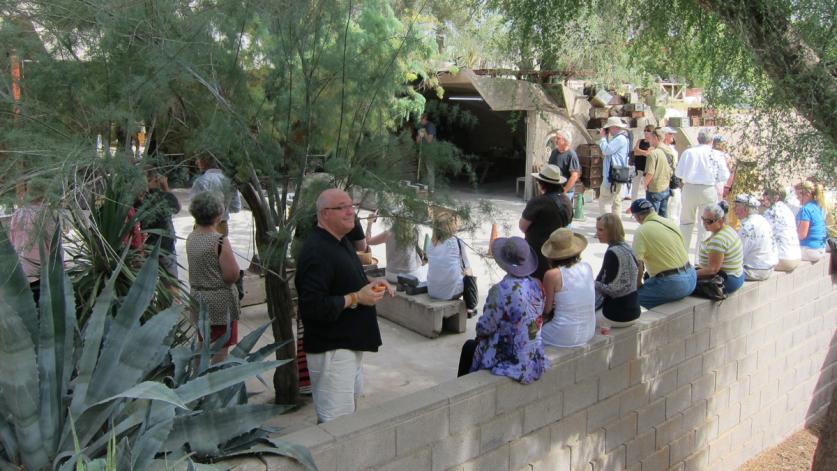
[235,258,837,471]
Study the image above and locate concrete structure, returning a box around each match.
[229,257,836,471]
[376,292,467,338]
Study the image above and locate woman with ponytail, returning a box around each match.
[794,181,828,261]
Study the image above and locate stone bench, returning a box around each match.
[375,290,466,338]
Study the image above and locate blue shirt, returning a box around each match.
[797,201,827,249]
[599,134,629,184]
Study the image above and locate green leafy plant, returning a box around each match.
[0,230,317,470]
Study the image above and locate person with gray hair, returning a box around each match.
[547,129,580,197]
[186,191,242,362]
[733,194,778,280]
[674,129,730,257]
[695,201,744,294]
[190,155,241,237]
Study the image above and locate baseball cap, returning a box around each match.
[630,198,654,213]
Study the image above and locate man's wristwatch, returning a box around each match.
[349,292,359,309]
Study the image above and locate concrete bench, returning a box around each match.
[375,291,467,338]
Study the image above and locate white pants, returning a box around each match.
[599,182,625,215]
[668,188,682,224]
[307,349,364,423]
[744,267,773,281]
[679,184,718,257]
[801,247,826,262]
[774,259,800,272]
[630,171,645,200]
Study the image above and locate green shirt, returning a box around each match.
[645,148,672,193]
[633,212,689,276]
[699,225,743,277]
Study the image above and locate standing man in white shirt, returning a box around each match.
[190,155,242,237]
[674,129,730,255]
[598,117,631,216]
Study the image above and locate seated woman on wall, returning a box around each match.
[457,237,547,384]
[695,202,745,295]
[733,194,778,281]
[540,228,596,348]
[761,188,801,272]
[365,209,427,284]
[593,214,641,332]
[427,213,476,313]
[794,181,828,262]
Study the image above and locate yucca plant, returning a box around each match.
[0,230,317,470]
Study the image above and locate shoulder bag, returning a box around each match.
[456,238,479,311]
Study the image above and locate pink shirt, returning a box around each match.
[9,204,55,282]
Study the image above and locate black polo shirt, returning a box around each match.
[295,226,382,353]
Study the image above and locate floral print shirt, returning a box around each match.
[470,275,548,384]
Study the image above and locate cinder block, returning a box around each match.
[693,415,719,448]
[740,393,761,420]
[728,377,750,404]
[654,413,684,450]
[450,388,497,433]
[378,447,431,471]
[576,346,611,382]
[706,388,730,416]
[683,449,708,471]
[599,362,630,400]
[498,380,541,414]
[551,409,588,446]
[376,291,466,338]
[684,330,710,360]
[570,429,605,471]
[747,367,769,396]
[619,383,650,417]
[337,426,397,470]
[666,313,695,341]
[564,379,599,415]
[530,445,571,471]
[715,362,738,390]
[396,406,450,456]
[523,393,564,434]
[510,428,551,470]
[681,401,708,433]
[716,402,741,434]
[629,359,642,386]
[729,417,752,447]
[669,430,695,464]
[587,395,621,433]
[610,335,639,368]
[648,369,678,402]
[639,325,669,356]
[605,412,638,452]
[461,443,510,471]
[690,373,716,404]
[701,346,726,375]
[676,356,703,388]
[637,398,667,434]
[666,385,692,419]
[480,410,523,451]
[724,338,747,364]
[540,360,576,393]
[593,445,627,471]
[431,429,480,471]
[707,431,731,464]
[640,445,670,471]
[625,429,656,466]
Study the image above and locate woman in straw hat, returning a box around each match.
[540,228,596,348]
[457,237,547,384]
[519,164,572,281]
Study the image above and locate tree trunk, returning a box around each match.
[698,0,837,146]
[812,385,837,471]
[237,181,299,406]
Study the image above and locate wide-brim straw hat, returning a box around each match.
[603,117,628,129]
[541,228,588,260]
[491,236,538,278]
[531,164,567,185]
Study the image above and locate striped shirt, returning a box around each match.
[699,225,743,277]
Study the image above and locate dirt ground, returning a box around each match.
[739,422,822,471]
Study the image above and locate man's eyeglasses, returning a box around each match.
[701,217,716,224]
[323,204,358,212]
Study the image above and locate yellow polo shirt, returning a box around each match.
[632,212,689,276]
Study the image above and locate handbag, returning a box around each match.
[692,274,726,301]
[608,163,632,184]
[456,238,479,311]
[663,151,683,189]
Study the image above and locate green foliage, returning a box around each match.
[0,230,316,470]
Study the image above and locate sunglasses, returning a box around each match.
[701,217,717,224]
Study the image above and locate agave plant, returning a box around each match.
[0,230,317,470]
